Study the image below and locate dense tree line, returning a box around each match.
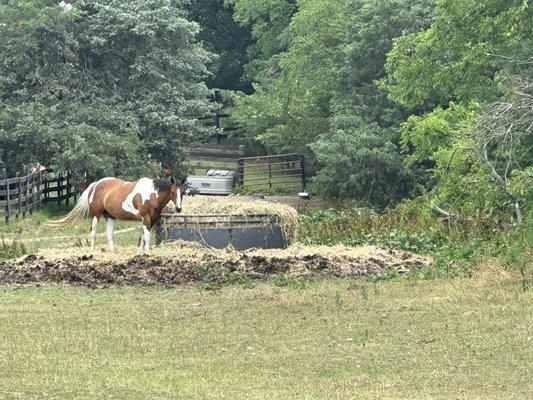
[0,0,213,179]
[202,0,530,223]
[1,0,530,224]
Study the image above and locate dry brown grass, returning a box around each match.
[35,240,429,266]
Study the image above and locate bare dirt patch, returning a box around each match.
[0,242,431,286]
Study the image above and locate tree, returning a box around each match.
[312,0,434,205]
[228,0,297,83]
[188,0,253,92]
[0,0,213,179]
[384,0,530,109]
[385,0,532,222]
[230,0,349,156]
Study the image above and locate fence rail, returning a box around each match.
[237,154,306,192]
[0,170,77,222]
[184,145,245,174]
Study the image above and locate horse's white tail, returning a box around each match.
[43,182,97,228]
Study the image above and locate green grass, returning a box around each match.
[0,203,142,253]
[0,268,530,399]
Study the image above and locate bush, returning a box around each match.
[298,201,532,278]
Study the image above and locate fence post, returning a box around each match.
[237,159,245,186]
[268,157,272,189]
[22,174,27,218]
[57,173,62,206]
[44,173,49,203]
[300,155,306,191]
[66,170,71,206]
[5,179,10,223]
[31,172,36,214]
[15,174,21,219]
[37,170,42,207]
[27,172,33,215]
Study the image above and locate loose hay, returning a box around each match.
[164,196,300,244]
[0,242,432,286]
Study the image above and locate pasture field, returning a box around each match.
[0,204,143,253]
[0,266,531,400]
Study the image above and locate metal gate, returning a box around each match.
[236,154,306,192]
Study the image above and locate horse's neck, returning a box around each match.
[155,191,172,213]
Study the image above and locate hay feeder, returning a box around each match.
[155,213,289,250]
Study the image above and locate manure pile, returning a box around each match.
[0,242,431,287]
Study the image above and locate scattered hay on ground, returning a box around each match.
[164,196,300,244]
[0,241,431,287]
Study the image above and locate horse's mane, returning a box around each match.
[153,179,171,191]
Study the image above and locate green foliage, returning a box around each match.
[230,0,349,156]
[384,0,530,109]
[226,270,255,288]
[195,262,224,291]
[270,273,307,289]
[0,237,27,260]
[299,202,532,277]
[400,103,479,166]
[384,0,532,223]
[188,0,253,92]
[311,126,414,207]
[228,0,296,82]
[0,0,213,179]
[231,0,434,205]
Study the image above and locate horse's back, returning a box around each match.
[94,177,153,221]
[88,178,127,216]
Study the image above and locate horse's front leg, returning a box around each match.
[141,215,152,253]
[139,234,145,251]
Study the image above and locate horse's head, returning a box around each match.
[169,176,184,213]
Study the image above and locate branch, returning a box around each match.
[482,52,533,65]
[430,203,459,219]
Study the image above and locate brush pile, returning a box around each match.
[0,241,431,286]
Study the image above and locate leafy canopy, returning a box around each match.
[0,0,213,179]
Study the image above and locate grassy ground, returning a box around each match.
[0,266,530,399]
[0,204,142,252]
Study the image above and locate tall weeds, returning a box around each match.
[298,201,532,278]
[0,235,28,260]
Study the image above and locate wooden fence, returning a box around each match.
[0,170,77,222]
[237,154,306,192]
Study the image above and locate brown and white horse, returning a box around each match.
[45,177,184,252]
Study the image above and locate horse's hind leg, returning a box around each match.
[89,216,99,249]
[105,217,115,251]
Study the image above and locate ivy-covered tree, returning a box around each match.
[0,0,213,179]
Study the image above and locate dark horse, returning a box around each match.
[45,177,184,251]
